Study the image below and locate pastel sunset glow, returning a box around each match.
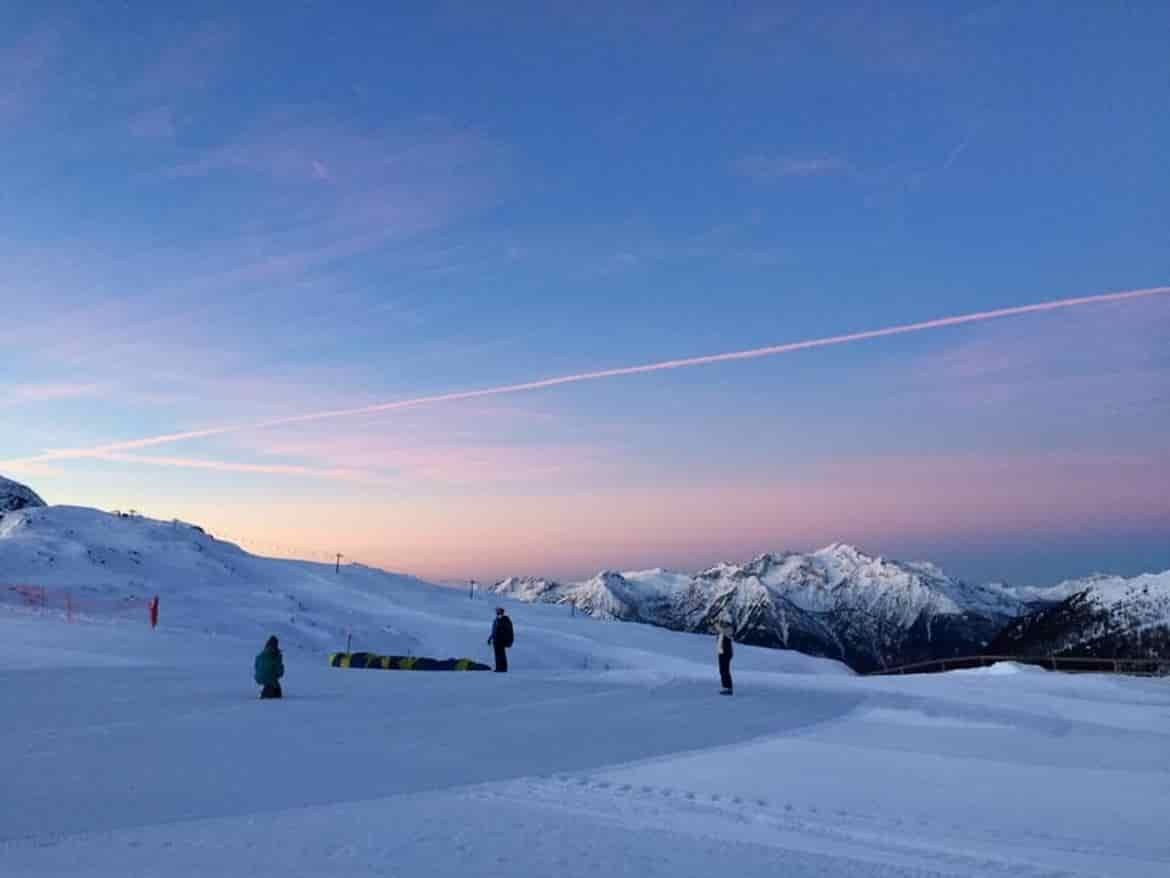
[4,3,1168,586]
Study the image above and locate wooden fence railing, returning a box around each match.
[867,654,1170,677]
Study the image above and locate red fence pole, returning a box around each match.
[149,595,159,629]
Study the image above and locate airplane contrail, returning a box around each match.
[7,285,1169,468]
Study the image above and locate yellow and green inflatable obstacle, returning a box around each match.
[329,652,489,671]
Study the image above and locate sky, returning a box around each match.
[2,1,1168,587]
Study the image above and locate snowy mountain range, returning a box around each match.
[493,546,1028,671]
[493,546,1170,671]
[990,572,1170,659]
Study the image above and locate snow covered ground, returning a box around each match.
[3,592,1169,877]
[1,488,1167,876]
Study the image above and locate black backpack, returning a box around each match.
[499,616,515,648]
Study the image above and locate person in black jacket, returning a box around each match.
[488,607,514,673]
[716,623,734,695]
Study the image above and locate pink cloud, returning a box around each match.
[198,449,1168,582]
[802,451,1170,537]
[68,445,1168,584]
[230,430,612,487]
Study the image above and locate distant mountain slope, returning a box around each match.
[492,544,1026,672]
[0,475,46,513]
[0,500,437,655]
[990,572,1170,659]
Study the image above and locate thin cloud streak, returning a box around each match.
[1,382,105,405]
[91,452,376,482]
[6,285,1168,469]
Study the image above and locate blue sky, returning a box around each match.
[2,2,1168,584]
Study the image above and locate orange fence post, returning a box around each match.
[149,595,159,629]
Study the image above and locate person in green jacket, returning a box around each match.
[254,635,284,699]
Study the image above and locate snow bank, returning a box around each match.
[954,660,1049,676]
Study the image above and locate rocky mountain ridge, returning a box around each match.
[494,544,1033,671]
[493,547,1169,672]
[0,475,46,514]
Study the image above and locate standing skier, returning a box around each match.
[717,622,734,695]
[254,635,285,699]
[488,607,514,673]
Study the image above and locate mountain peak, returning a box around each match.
[0,475,47,514]
[591,569,627,583]
[815,543,875,562]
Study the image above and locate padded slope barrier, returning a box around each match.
[329,652,489,671]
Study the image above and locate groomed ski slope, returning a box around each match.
[3,584,1169,878]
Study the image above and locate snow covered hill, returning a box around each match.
[494,544,1027,671]
[990,571,1170,658]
